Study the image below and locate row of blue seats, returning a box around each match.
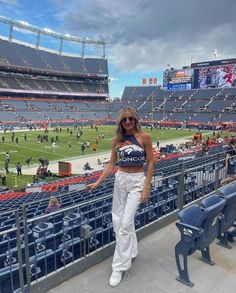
[175,182,236,287]
[0,187,171,257]
[0,149,226,218]
[0,177,232,292]
[0,197,172,292]
[0,174,213,238]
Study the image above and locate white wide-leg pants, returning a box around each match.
[111,170,146,272]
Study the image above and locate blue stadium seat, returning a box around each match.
[63,211,85,227]
[228,158,236,175]
[29,249,56,281]
[0,263,21,293]
[202,185,236,248]
[57,237,82,266]
[218,182,236,197]
[175,196,225,287]
[32,221,54,238]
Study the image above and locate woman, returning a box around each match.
[87,107,153,287]
[45,196,61,214]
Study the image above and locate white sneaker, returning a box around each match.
[109,271,123,287]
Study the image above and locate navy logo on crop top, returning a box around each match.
[117,135,146,167]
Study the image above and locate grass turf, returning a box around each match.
[0,126,215,190]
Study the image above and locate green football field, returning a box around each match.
[0,126,218,190]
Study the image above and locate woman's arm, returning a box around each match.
[87,137,118,190]
[141,132,154,202]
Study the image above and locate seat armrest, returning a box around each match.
[176,222,203,243]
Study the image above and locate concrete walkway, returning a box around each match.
[48,222,236,293]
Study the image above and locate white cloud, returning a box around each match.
[55,0,236,72]
[1,0,236,87]
[109,76,119,83]
[0,0,18,5]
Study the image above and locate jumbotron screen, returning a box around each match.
[163,69,193,90]
[192,58,236,89]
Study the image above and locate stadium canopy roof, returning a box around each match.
[0,15,106,57]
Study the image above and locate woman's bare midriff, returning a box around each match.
[118,166,144,173]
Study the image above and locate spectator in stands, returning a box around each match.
[201,139,209,156]
[45,197,61,214]
[87,106,153,287]
[229,135,236,145]
[221,145,236,185]
[16,162,22,176]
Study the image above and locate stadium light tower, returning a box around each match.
[213,49,219,60]
[162,97,167,121]
[151,94,154,121]
[0,15,107,58]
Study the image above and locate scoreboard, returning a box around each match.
[163,58,236,90]
[163,68,193,90]
[191,58,236,89]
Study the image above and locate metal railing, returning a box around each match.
[0,151,235,292]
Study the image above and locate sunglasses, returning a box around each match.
[121,116,135,123]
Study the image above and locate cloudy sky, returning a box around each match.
[0,0,235,97]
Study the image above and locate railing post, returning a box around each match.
[214,162,220,190]
[177,163,185,210]
[15,210,24,292]
[81,224,90,259]
[23,205,31,293]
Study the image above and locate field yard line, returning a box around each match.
[4,132,213,176]
[159,131,212,144]
[1,142,73,160]
[16,150,112,175]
